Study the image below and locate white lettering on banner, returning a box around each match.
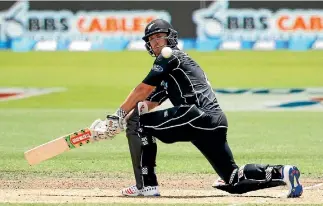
[127,40,146,50]
[34,40,58,51]
[68,41,92,51]
[219,41,241,50]
[193,0,323,41]
[253,40,275,50]
[0,1,171,42]
[127,40,184,51]
[312,40,323,50]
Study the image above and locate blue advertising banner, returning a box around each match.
[193,0,323,50]
[194,0,323,41]
[0,1,171,51]
[1,1,323,51]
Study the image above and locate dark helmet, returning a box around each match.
[142,19,178,56]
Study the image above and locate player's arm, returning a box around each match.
[145,84,168,109]
[119,83,156,114]
[93,83,155,138]
[145,101,160,111]
[118,56,173,115]
[124,84,168,122]
[124,101,159,123]
[103,55,178,136]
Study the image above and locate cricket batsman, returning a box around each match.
[90,19,303,198]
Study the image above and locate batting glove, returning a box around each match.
[89,119,112,140]
[106,108,128,137]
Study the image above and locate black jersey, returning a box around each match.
[143,49,221,113]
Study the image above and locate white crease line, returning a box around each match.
[230,183,323,205]
[278,182,323,198]
[304,183,323,190]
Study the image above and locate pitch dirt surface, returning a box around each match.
[1,174,322,205]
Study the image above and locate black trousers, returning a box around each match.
[140,104,238,183]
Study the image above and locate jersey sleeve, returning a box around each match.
[145,84,168,105]
[142,54,179,86]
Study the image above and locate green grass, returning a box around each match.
[0,109,322,179]
[0,51,322,205]
[0,51,322,108]
[0,51,322,177]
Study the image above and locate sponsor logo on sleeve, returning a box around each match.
[152,64,164,72]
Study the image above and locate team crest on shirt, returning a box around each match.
[152,64,163,72]
[161,80,168,89]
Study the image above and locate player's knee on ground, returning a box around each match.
[214,164,286,194]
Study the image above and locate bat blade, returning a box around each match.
[24,128,95,166]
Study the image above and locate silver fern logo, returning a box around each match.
[147,23,155,30]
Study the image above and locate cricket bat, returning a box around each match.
[24,128,104,166]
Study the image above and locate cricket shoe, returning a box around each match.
[121,185,160,197]
[282,165,303,198]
